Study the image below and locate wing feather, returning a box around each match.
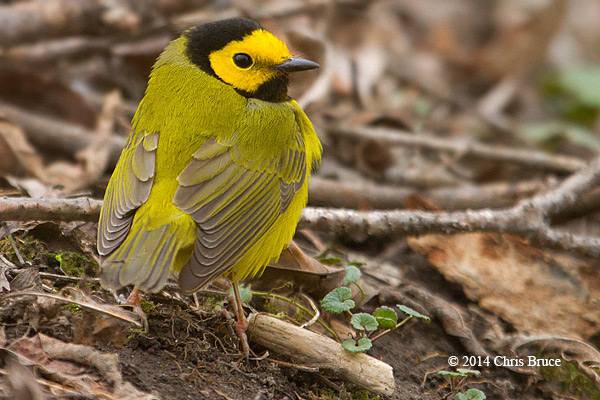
[174,132,307,291]
[97,131,158,256]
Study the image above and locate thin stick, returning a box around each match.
[7,291,142,328]
[2,157,600,256]
[252,290,341,342]
[327,124,587,173]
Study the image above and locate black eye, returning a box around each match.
[233,53,253,68]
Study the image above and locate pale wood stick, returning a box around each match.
[247,313,395,396]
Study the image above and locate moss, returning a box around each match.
[263,298,280,314]
[56,251,97,277]
[0,236,49,265]
[308,387,380,400]
[141,301,155,314]
[61,303,82,313]
[347,389,380,400]
[0,237,97,279]
[538,356,600,399]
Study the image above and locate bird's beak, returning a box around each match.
[272,57,319,72]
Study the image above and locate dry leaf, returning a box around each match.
[5,333,157,399]
[0,121,44,178]
[408,232,600,339]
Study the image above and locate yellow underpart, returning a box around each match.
[209,29,291,93]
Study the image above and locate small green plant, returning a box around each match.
[456,388,486,400]
[55,251,98,277]
[320,268,430,353]
[437,369,485,399]
[140,301,155,314]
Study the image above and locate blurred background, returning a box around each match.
[1,0,599,198]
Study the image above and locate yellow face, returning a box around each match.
[208,29,292,93]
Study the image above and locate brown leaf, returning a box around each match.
[408,232,600,339]
[5,359,46,400]
[6,333,157,399]
[251,242,346,300]
[0,121,44,179]
[0,67,97,129]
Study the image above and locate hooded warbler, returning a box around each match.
[97,19,321,316]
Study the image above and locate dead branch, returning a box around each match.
[247,313,395,396]
[2,157,600,256]
[0,197,101,222]
[3,34,171,65]
[301,155,600,257]
[0,0,209,47]
[327,125,587,173]
[2,36,111,63]
[0,101,126,167]
[309,176,548,210]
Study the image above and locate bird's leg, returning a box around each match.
[231,280,250,356]
[125,286,148,332]
[126,287,142,308]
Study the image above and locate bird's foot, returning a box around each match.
[234,316,250,358]
[125,287,142,308]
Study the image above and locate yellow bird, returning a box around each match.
[97,18,322,350]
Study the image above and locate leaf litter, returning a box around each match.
[3,0,600,398]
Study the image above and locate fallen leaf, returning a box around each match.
[408,232,600,339]
[0,121,44,179]
[5,333,157,399]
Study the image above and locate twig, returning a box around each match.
[310,176,547,210]
[0,0,207,46]
[0,100,126,167]
[0,197,101,222]
[327,124,587,173]
[248,313,395,396]
[2,157,600,256]
[301,155,600,257]
[7,291,143,328]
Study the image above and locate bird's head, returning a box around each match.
[185,18,319,103]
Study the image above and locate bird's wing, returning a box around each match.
[174,131,306,292]
[97,130,158,256]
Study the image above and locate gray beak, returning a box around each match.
[272,57,320,72]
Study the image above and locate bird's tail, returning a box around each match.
[100,215,195,293]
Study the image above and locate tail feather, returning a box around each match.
[100,222,188,293]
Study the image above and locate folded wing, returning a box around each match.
[174,133,306,293]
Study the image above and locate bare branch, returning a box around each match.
[301,155,600,257]
[0,0,209,46]
[309,176,547,210]
[0,101,125,167]
[2,156,600,257]
[327,125,588,173]
[0,197,101,222]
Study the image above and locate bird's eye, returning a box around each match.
[233,53,253,69]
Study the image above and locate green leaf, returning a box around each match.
[229,284,252,303]
[342,337,372,353]
[457,368,480,376]
[372,306,398,330]
[319,257,343,265]
[457,388,486,400]
[350,313,378,331]
[343,265,362,285]
[437,371,464,378]
[347,261,366,267]
[321,287,355,313]
[437,369,480,378]
[397,305,430,322]
[558,66,600,107]
[518,122,600,151]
